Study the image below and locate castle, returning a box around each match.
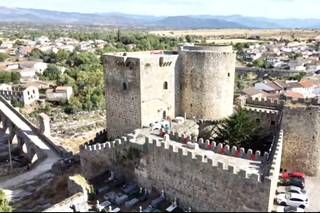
[103,45,235,139]
[79,45,320,212]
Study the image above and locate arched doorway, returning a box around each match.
[163,111,167,120]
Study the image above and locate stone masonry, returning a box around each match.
[103,46,236,139]
[241,96,320,177]
[80,127,283,212]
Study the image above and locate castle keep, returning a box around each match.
[103,45,236,139]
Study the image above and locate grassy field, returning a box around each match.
[149,29,320,41]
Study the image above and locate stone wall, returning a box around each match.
[135,139,270,212]
[179,46,236,121]
[79,130,285,212]
[281,104,320,176]
[244,107,280,134]
[140,55,177,126]
[104,54,178,139]
[104,55,142,139]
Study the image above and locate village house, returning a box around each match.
[46,86,73,103]
[0,84,39,105]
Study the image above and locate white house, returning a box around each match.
[0,84,39,106]
[33,62,48,74]
[46,86,73,103]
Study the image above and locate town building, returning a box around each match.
[0,84,39,105]
[46,86,73,103]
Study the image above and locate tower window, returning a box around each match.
[228,73,230,77]
[163,81,168,90]
[271,121,275,126]
[123,82,128,90]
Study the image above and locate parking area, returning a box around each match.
[272,172,320,212]
[304,176,320,212]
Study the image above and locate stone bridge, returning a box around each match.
[0,96,65,189]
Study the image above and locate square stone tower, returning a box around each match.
[103,51,178,139]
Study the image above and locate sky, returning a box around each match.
[0,0,319,19]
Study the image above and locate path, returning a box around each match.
[0,99,60,189]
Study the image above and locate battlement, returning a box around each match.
[245,97,284,109]
[266,130,283,179]
[82,130,139,151]
[243,106,279,115]
[144,137,262,182]
[245,96,320,109]
[162,130,269,162]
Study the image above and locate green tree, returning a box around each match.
[0,53,9,62]
[185,35,192,43]
[215,109,260,147]
[289,72,306,81]
[27,48,44,60]
[0,190,12,212]
[64,97,82,114]
[14,40,24,46]
[252,58,268,68]
[42,64,61,81]
[56,49,71,64]
[11,72,21,84]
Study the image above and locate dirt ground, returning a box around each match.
[24,108,106,154]
[149,29,320,41]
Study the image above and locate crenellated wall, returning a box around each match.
[243,96,320,176]
[80,127,283,212]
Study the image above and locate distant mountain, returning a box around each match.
[156,16,245,29]
[1,6,320,29]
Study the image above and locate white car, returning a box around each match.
[276,193,309,209]
[277,206,305,212]
[277,186,307,195]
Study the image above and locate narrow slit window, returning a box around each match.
[123,82,128,90]
[163,81,168,90]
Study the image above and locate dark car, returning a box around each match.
[282,177,305,189]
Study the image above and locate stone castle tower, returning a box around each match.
[103,46,236,139]
[178,45,236,120]
[281,103,320,176]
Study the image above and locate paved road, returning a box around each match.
[0,100,60,189]
[305,176,320,212]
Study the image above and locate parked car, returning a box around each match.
[276,193,309,209]
[280,177,305,189]
[277,206,305,212]
[277,186,307,195]
[281,172,305,181]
